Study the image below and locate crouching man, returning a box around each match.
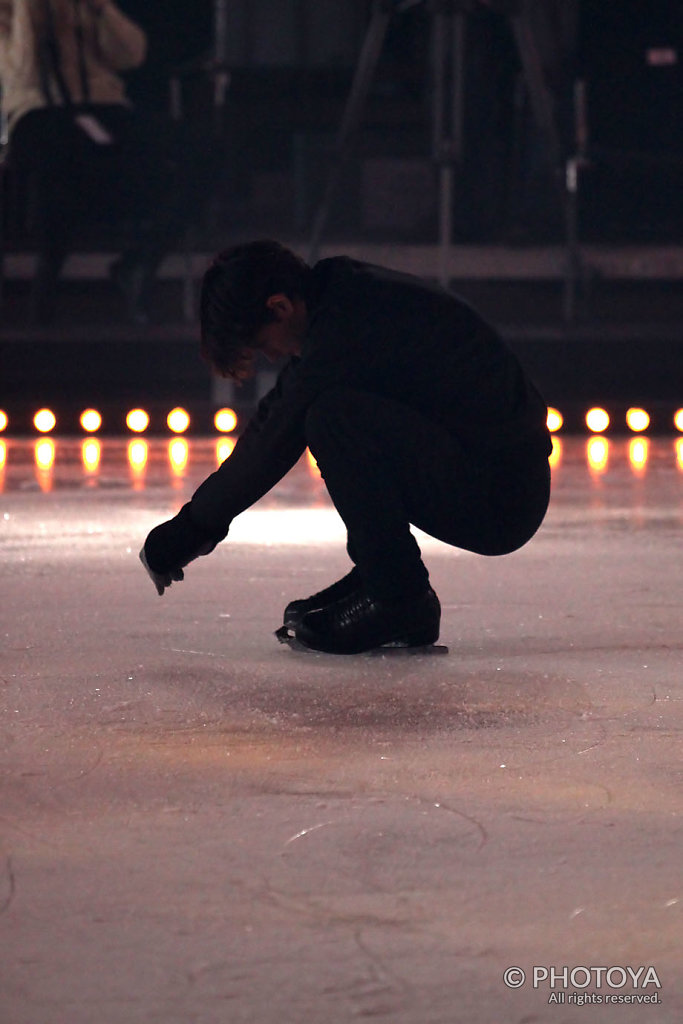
[140,240,552,654]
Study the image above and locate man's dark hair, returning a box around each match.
[200,240,310,378]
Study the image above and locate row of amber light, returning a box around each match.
[0,407,238,434]
[2,406,683,436]
[547,407,683,434]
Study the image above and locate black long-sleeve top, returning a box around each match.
[144,256,551,572]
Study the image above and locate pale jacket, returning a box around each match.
[0,0,146,133]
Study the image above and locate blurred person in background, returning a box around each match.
[0,0,203,323]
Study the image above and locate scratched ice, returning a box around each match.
[0,435,681,1023]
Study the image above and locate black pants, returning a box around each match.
[305,389,551,603]
[10,104,212,278]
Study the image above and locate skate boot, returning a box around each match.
[282,567,361,628]
[294,585,441,655]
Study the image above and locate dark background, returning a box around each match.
[109,0,682,246]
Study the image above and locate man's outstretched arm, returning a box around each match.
[139,502,222,596]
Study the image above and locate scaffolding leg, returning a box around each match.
[432,3,466,289]
[307,0,394,263]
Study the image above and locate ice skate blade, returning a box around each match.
[274,626,448,656]
[368,642,448,657]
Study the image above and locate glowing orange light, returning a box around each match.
[546,408,563,432]
[214,407,238,433]
[35,437,55,471]
[79,408,102,433]
[216,437,236,464]
[548,435,562,469]
[81,438,101,473]
[0,410,7,432]
[128,439,148,472]
[626,407,650,433]
[126,408,149,433]
[34,408,56,433]
[167,407,190,433]
[0,440,6,470]
[628,437,649,473]
[674,409,683,433]
[676,438,683,472]
[306,448,321,477]
[586,435,609,473]
[586,407,609,433]
[168,437,189,474]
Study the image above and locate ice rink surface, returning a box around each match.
[1,434,682,1023]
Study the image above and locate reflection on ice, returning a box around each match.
[586,436,609,474]
[168,438,189,476]
[306,448,322,477]
[35,438,56,470]
[548,436,562,469]
[216,437,236,465]
[0,438,681,510]
[676,438,683,473]
[628,436,649,474]
[82,438,101,474]
[34,438,56,492]
[128,439,148,490]
[230,507,347,546]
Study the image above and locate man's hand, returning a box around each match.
[139,547,184,596]
[139,503,220,596]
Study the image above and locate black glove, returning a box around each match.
[140,502,220,596]
[139,546,186,596]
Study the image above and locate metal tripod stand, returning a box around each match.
[308,0,564,287]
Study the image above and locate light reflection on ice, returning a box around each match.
[216,437,236,465]
[34,438,56,491]
[128,439,148,490]
[229,507,346,545]
[168,438,189,477]
[549,436,562,469]
[586,436,609,474]
[0,438,680,513]
[306,448,321,477]
[229,507,455,551]
[628,436,649,475]
[81,438,101,474]
[676,438,683,473]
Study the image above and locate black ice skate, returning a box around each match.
[277,585,446,655]
[282,567,361,628]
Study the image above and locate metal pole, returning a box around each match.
[212,0,231,136]
[563,79,587,323]
[433,4,466,289]
[307,0,393,263]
